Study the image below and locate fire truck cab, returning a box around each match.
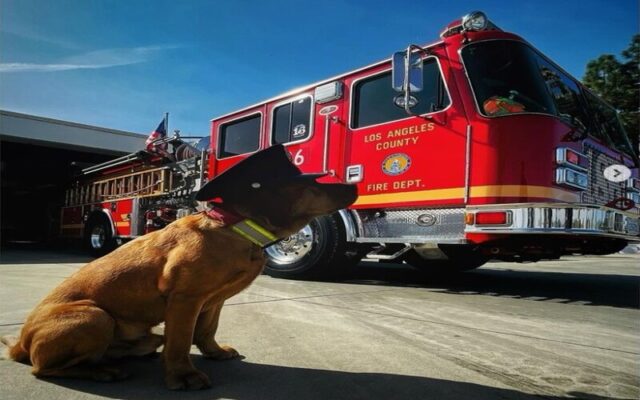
[208,11,639,278]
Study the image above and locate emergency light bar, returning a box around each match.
[315,81,343,104]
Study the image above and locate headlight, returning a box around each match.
[555,167,589,190]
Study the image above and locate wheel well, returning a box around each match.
[85,210,115,237]
[336,209,357,243]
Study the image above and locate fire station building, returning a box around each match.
[0,109,146,245]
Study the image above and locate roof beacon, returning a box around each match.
[440,11,499,38]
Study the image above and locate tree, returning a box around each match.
[582,35,639,152]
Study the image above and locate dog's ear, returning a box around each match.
[195,144,324,202]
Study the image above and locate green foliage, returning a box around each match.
[582,35,639,152]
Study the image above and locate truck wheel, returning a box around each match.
[403,245,487,275]
[85,215,116,257]
[264,214,359,280]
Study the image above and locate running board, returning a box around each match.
[366,243,412,260]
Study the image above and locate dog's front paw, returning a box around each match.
[202,344,240,360]
[165,369,211,390]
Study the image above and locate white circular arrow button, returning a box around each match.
[603,164,631,183]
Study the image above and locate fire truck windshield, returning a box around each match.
[462,40,556,116]
[462,40,637,159]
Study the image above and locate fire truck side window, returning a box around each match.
[352,59,449,128]
[272,96,312,144]
[583,90,636,157]
[218,114,261,158]
[537,59,589,132]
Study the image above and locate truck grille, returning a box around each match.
[581,144,627,206]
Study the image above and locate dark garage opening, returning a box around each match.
[1,139,121,246]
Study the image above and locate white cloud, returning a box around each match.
[0,45,178,73]
[0,62,125,72]
[1,25,82,50]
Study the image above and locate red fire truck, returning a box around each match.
[60,130,210,256]
[61,11,639,279]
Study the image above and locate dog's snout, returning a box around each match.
[343,184,358,205]
[325,183,358,210]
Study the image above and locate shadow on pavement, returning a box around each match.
[342,261,640,309]
[1,247,638,309]
[41,356,610,400]
[0,245,92,265]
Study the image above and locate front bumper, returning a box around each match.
[465,203,640,241]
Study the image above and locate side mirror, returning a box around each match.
[392,51,423,93]
[391,45,425,114]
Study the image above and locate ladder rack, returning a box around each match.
[65,167,176,206]
[81,151,151,176]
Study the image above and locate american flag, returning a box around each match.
[145,117,168,152]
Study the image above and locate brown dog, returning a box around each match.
[2,145,357,390]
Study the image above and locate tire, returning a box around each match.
[403,245,487,275]
[264,214,360,280]
[84,214,116,257]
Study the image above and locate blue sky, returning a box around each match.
[1,0,637,138]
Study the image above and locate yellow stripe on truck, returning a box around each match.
[353,185,578,206]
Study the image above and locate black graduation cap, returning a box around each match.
[195,144,325,202]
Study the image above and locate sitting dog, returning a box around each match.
[2,145,357,390]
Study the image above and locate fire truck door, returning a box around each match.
[270,93,346,179]
[344,55,468,209]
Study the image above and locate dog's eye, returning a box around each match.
[251,182,261,189]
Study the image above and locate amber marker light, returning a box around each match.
[465,212,475,225]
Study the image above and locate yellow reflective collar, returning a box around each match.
[230,219,278,248]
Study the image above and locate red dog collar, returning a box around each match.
[205,207,244,225]
[204,207,278,248]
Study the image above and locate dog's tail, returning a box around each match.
[0,335,28,362]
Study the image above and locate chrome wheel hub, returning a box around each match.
[265,224,314,264]
[90,225,106,249]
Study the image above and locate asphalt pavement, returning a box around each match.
[0,247,638,400]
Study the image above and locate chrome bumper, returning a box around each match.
[465,203,640,241]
